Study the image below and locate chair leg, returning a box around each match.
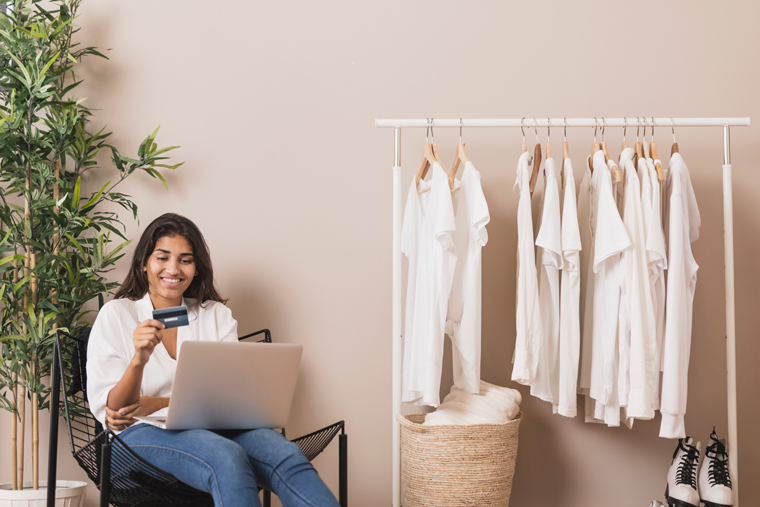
[339,434,347,507]
[100,441,112,507]
[263,489,271,507]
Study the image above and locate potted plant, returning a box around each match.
[0,0,182,503]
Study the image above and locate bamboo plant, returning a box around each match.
[0,0,182,491]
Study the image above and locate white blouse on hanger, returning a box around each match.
[532,157,563,404]
[660,153,701,439]
[512,151,542,386]
[447,161,490,395]
[555,157,582,417]
[401,162,457,407]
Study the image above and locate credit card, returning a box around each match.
[152,305,189,329]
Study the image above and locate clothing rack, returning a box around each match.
[376,117,750,507]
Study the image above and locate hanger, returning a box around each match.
[621,117,629,151]
[590,117,600,170]
[449,118,468,192]
[546,118,553,159]
[561,117,569,183]
[529,118,542,193]
[670,117,679,155]
[520,117,528,154]
[600,118,622,183]
[416,118,448,194]
[649,117,665,181]
[634,117,645,165]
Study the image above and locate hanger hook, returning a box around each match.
[623,117,627,142]
[547,117,551,141]
[521,117,526,142]
[563,117,567,141]
[459,117,464,143]
[636,117,640,142]
[425,118,430,143]
[670,117,676,143]
[430,118,436,144]
[533,118,539,143]
[601,117,607,141]
[593,117,598,142]
[642,117,647,140]
[650,116,655,141]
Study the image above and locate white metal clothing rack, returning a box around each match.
[376,117,750,507]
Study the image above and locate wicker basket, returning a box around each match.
[397,412,522,507]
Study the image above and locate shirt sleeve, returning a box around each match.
[86,303,132,429]
[471,170,490,247]
[214,303,239,343]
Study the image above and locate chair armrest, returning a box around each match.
[238,329,272,343]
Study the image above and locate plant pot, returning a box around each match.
[0,480,87,507]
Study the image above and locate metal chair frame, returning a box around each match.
[46,328,347,507]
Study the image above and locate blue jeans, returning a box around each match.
[118,424,339,507]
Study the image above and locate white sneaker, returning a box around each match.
[666,437,701,507]
[699,429,733,507]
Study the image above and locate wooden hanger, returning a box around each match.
[590,118,600,173]
[529,119,542,193]
[599,118,622,183]
[448,119,468,192]
[521,118,528,154]
[415,119,448,194]
[634,117,645,166]
[648,117,665,181]
[670,117,679,155]
[621,117,629,151]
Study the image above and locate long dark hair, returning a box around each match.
[114,213,228,305]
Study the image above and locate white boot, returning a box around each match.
[665,437,701,507]
[699,429,733,507]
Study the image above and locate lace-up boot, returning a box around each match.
[699,429,733,507]
[666,437,701,507]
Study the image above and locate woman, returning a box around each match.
[87,213,339,507]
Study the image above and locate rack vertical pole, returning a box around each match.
[722,125,739,506]
[392,127,402,507]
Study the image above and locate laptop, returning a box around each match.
[134,341,302,430]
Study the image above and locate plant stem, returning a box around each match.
[11,371,18,490]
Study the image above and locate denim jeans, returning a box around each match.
[118,424,339,507]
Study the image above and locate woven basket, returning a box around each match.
[397,412,522,507]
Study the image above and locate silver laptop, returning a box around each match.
[135,341,302,430]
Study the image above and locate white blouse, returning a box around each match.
[86,292,238,430]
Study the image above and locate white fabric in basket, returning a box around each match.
[423,381,522,426]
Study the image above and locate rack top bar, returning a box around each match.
[375,118,750,128]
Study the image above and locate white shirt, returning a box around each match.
[555,157,582,417]
[402,163,457,406]
[531,158,563,404]
[447,161,490,394]
[577,156,593,396]
[617,148,657,422]
[660,153,700,439]
[643,158,668,411]
[512,151,543,386]
[86,293,239,431]
[588,151,631,425]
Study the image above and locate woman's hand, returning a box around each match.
[105,396,169,431]
[132,319,166,366]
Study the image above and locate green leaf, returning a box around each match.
[72,176,81,208]
[145,168,168,190]
[82,181,109,209]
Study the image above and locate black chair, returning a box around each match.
[46,328,348,507]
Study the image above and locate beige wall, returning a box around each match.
[3,0,760,505]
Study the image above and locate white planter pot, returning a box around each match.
[0,480,87,507]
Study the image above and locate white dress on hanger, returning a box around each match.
[555,157,582,417]
[401,162,457,407]
[660,153,701,439]
[446,161,490,394]
[531,158,563,404]
[512,151,543,386]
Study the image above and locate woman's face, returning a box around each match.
[143,234,198,308]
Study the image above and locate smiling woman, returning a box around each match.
[84,213,340,507]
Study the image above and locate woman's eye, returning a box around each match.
[157,257,167,261]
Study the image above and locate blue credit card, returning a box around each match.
[152,305,189,329]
